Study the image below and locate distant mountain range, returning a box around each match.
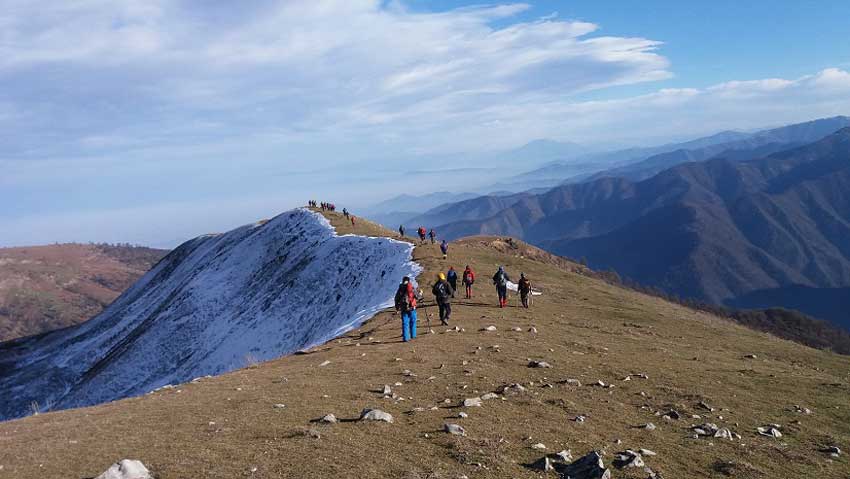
[425,124,850,331]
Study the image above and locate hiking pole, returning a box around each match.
[418,289,434,334]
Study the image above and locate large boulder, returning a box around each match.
[95,459,152,479]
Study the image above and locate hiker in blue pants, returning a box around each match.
[394,276,419,342]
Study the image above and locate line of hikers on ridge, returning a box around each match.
[306,200,532,342]
[394,265,533,342]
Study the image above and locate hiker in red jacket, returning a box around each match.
[417,227,427,244]
[394,276,419,342]
[462,265,475,299]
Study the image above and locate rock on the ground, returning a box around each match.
[499,383,527,395]
[381,385,392,395]
[528,360,552,368]
[359,408,394,423]
[531,443,547,450]
[95,459,152,479]
[613,450,645,469]
[458,412,468,418]
[481,325,497,332]
[463,397,482,407]
[638,423,657,431]
[481,392,499,400]
[273,403,286,409]
[561,378,582,387]
[444,423,466,436]
[639,449,657,457]
[714,428,734,440]
[757,425,782,438]
[693,423,719,436]
[560,451,611,479]
[319,414,337,424]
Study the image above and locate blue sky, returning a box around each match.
[3,0,850,247]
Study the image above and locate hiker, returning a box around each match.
[429,229,436,244]
[343,208,349,218]
[492,266,511,308]
[418,226,427,244]
[432,273,454,325]
[462,265,475,299]
[440,239,448,259]
[399,225,405,237]
[518,273,532,308]
[446,267,458,298]
[350,215,356,226]
[394,276,418,342]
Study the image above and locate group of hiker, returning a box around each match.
[394,262,533,342]
[400,225,450,259]
[314,201,336,212]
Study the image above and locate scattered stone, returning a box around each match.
[273,403,286,409]
[714,428,734,440]
[458,412,469,418]
[821,446,841,458]
[639,449,657,457]
[793,405,812,414]
[743,354,758,359]
[318,414,337,424]
[560,451,611,479]
[463,397,482,407]
[381,385,392,395]
[613,450,645,469]
[561,378,582,387]
[95,459,152,479]
[481,392,499,400]
[528,360,552,369]
[593,380,607,388]
[444,423,466,436]
[402,369,416,377]
[634,373,649,379]
[757,425,782,438]
[529,327,538,334]
[481,325,497,332]
[359,408,394,423]
[512,327,522,332]
[663,409,681,420]
[574,415,587,422]
[692,423,719,436]
[638,423,656,431]
[318,360,331,367]
[499,383,527,395]
[697,401,715,412]
[531,443,547,450]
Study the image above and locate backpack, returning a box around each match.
[395,283,411,311]
[447,270,457,282]
[494,271,507,285]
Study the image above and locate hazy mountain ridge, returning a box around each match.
[434,128,850,330]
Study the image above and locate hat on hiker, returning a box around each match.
[438,273,446,281]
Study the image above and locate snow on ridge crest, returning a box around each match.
[0,208,420,421]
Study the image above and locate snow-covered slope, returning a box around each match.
[0,209,419,421]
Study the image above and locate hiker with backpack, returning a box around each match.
[418,227,427,244]
[399,225,405,237]
[431,273,454,325]
[492,266,511,308]
[462,265,475,299]
[446,267,458,298]
[394,276,419,342]
[440,239,448,259]
[429,229,436,244]
[518,273,532,308]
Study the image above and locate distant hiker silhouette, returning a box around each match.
[417,227,427,244]
[462,265,475,299]
[432,273,454,325]
[440,239,448,259]
[394,276,419,342]
[446,266,458,298]
[399,225,405,237]
[518,273,532,308]
[492,266,510,308]
[429,229,436,244]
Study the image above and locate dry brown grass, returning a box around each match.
[0,209,847,478]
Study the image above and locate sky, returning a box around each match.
[3,0,850,247]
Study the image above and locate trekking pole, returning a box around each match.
[418,289,434,333]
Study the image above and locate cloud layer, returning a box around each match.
[2,1,850,246]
